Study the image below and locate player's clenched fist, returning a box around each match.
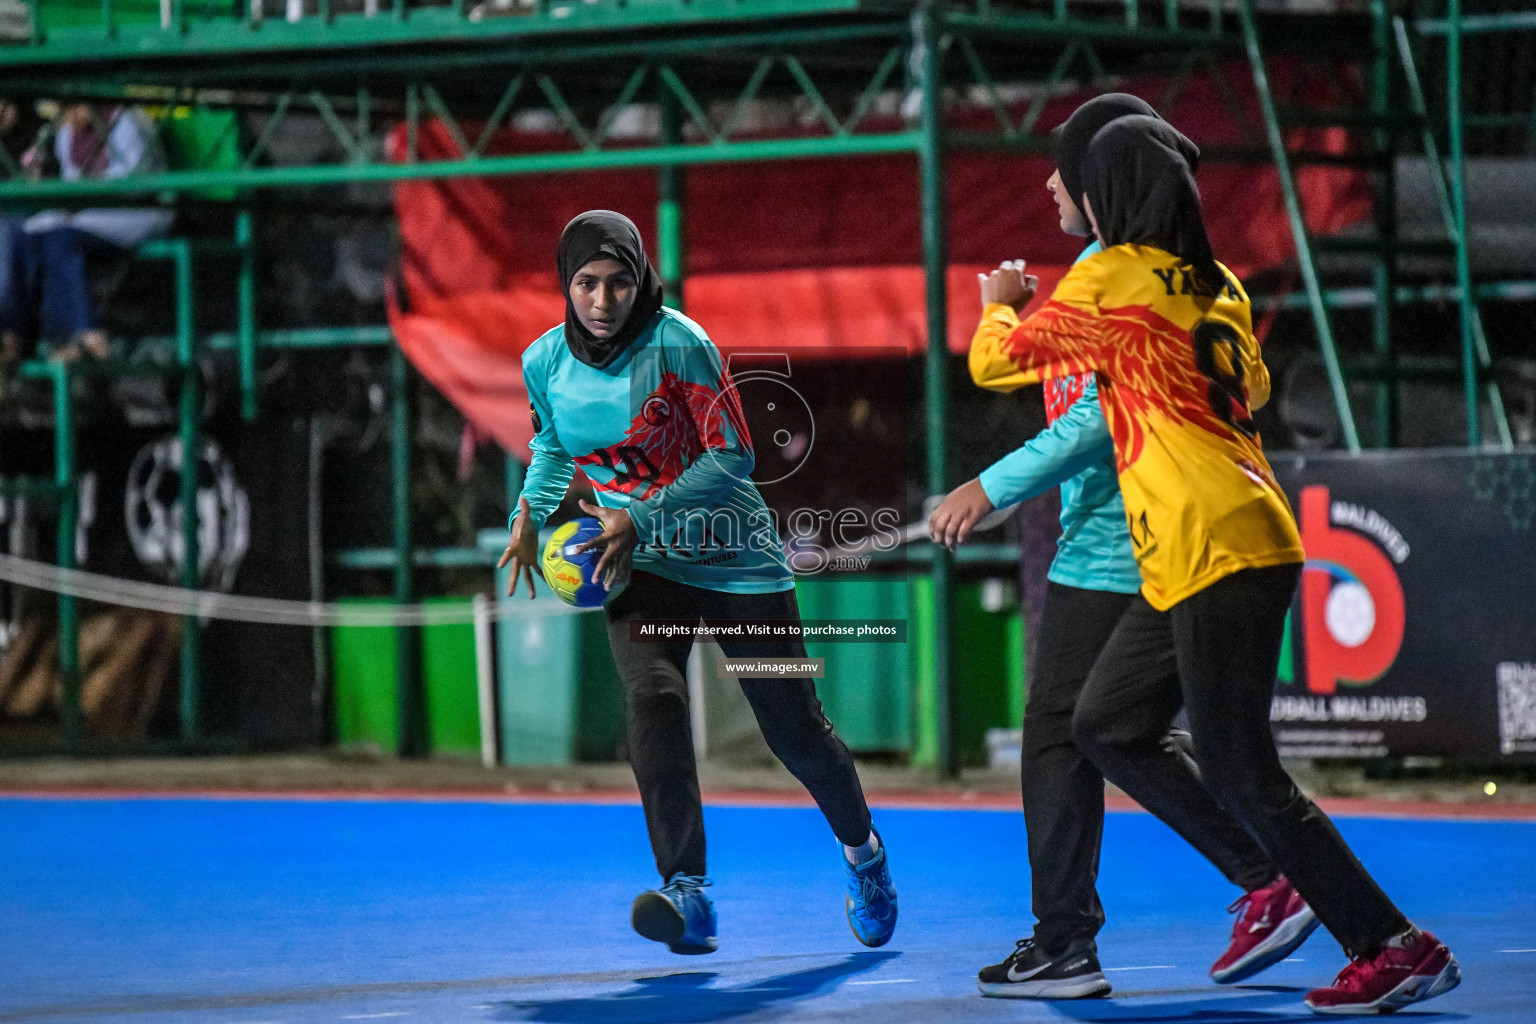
[978,259,1038,312]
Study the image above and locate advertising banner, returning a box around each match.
[1269,449,1536,760]
[1,417,316,745]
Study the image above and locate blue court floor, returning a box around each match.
[1,794,1529,1023]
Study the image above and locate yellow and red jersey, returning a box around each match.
[970,243,1303,610]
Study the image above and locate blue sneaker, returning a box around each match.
[844,830,897,947]
[631,873,717,955]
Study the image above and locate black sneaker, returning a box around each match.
[977,938,1112,999]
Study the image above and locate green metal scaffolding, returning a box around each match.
[1238,0,1519,452]
[0,0,1523,770]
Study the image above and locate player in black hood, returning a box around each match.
[958,96,1312,1002]
[1047,93,1200,240]
[1080,115,1223,295]
[555,210,665,369]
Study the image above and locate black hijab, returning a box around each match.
[1050,93,1199,221]
[557,210,665,369]
[1082,115,1226,294]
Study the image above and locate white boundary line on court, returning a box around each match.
[1104,965,1174,971]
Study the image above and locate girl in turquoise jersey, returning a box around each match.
[498,211,895,955]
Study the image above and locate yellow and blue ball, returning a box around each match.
[540,517,609,607]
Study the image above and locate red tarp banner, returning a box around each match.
[389,59,1369,459]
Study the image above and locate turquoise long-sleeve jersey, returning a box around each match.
[975,242,1141,595]
[517,307,794,595]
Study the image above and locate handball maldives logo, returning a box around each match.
[1299,486,1408,695]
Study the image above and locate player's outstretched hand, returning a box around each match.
[573,500,637,591]
[497,496,539,599]
[978,259,1039,313]
[929,478,995,552]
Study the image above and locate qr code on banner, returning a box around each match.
[1497,663,1536,754]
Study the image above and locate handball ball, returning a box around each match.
[540,517,608,608]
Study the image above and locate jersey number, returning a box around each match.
[1191,320,1258,439]
[589,444,661,489]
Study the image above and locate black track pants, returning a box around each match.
[1029,582,1277,953]
[1169,564,1410,957]
[1075,564,1410,957]
[605,571,873,881]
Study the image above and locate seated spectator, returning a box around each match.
[2,104,173,362]
[0,97,42,368]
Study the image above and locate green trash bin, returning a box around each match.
[910,574,1024,768]
[421,597,482,757]
[794,574,912,753]
[493,562,625,765]
[331,596,485,757]
[331,598,395,753]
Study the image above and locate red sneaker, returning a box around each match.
[1210,875,1320,984]
[1304,930,1461,1014]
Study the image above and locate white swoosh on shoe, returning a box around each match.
[1006,962,1050,982]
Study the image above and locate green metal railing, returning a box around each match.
[0,133,931,202]
[0,2,1243,776]
[916,0,956,778]
[1239,0,1518,452]
[7,0,1235,69]
[11,0,873,64]
[1392,14,1513,449]
[51,364,80,745]
[1417,10,1536,35]
[0,368,82,744]
[10,235,210,748]
[130,237,205,739]
[5,0,1527,770]
[4,240,426,754]
[1238,0,1361,454]
[389,344,421,756]
[0,4,1246,209]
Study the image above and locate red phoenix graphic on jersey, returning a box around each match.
[575,369,752,500]
[1043,373,1090,424]
[1007,300,1253,472]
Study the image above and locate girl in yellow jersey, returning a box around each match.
[969,115,1459,1015]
